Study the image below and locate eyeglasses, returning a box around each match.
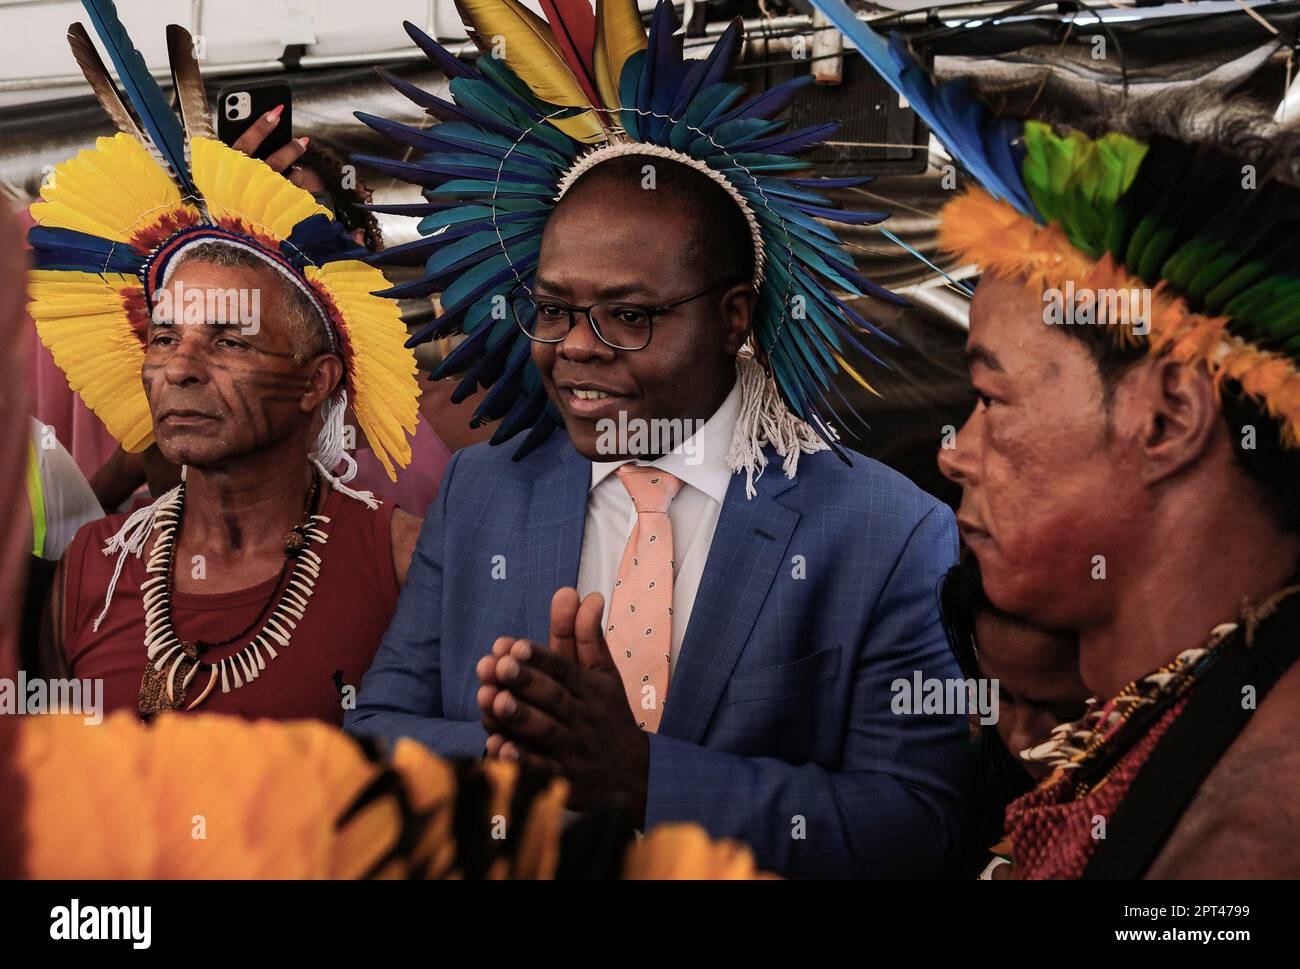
[511,280,737,352]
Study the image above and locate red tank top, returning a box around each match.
[62,486,398,725]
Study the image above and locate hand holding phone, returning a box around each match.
[216,79,307,175]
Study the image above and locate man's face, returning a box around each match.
[974,612,1087,780]
[530,179,749,460]
[143,260,327,468]
[938,273,1143,630]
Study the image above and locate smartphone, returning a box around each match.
[215,79,293,161]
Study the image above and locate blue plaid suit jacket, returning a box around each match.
[346,430,968,878]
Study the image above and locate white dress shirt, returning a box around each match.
[576,380,741,682]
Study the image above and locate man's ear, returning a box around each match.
[721,283,757,355]
[1133,355,1222,486]
[301,354,344,413]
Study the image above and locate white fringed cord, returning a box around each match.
[311,390,352,481]
[310,389,381,510]
[726,347,832,500]
[311,457,380,511]
[91,483,183,633]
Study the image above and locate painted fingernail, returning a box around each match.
[265,105,283,122]
[296,136,309,147]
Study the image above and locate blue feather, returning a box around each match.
[376,67,446,111]
[734,122,840,157]
[416,203,547,235]
[681,82,747,132]
[359,201,462,216]
[789,202,887,226]
[353,113,563,176]
[450,78,577,157]
[709,76,812,127]
[670,83,745,151]
[639,0,688,143]
[420,224,541,281]
[352,153,553,191]
[431,322,494,379]
[281,214,367,266]
[712,153,808,174]
[619,49,646,139]
[475,339,534,421]
[754,181,833,206]
[402,20,475,79]
[803,0,1036,216]
[702,118,785,151]
[786,175,875,189]
[433,244,538,312]
[667,18,743,122]
[368,215,543,268]
[28,225,143,273]
[879,226,974,297]
[417,199,548,233]
[493,387,550,443]
[508,408,562,459]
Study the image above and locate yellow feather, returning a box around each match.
[305,262,420,481]
[622,824,774,879]
[190,137,331,241]
[13,714,772,879]
[27,270,154,452]
[594,0,647,109]
[831,350,882,399]
[16,713,400,878]
[455,0,606,143]
[30,134,189,244]
[550,112,607,145]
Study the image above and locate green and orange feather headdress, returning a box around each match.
[814,0,1300,446]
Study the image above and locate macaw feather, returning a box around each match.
[165,25,214,145]
[359,0,904,458]
[80,0,199,201]
[594,0,647,109]
[454,0,607,141]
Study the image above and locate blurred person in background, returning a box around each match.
[939,552,1088,879]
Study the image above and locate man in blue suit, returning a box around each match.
[346,154,967,878]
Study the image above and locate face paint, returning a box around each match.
[145,262,328,468]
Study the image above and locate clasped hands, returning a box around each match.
[477,587,649,826]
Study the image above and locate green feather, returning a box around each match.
[1021,121,1147,258]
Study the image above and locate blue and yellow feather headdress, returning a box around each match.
[357,0,907,461]
[27,0,421,481]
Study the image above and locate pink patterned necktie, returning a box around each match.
[606,465,683,733]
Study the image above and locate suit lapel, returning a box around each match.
[525,438,590,642]
[659,463,801,744]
